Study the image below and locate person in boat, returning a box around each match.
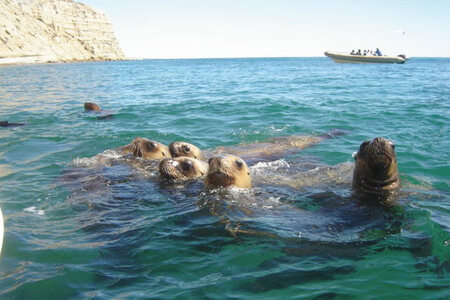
[375,48,382,56]
[356,49,361,55]
[350,50,356,55]
[363,50,367,56]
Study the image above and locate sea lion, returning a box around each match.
[214,129,348,164]
[352,137,400,195]
[159,157,209,180]
[169,141,206,160]
[0,121,25,127]
[83,102,114,120]
[205,155,251,189]
[120,137,170,160]
[84,102,101,111]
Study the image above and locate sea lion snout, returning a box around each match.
[366,137,396,171]
[208,156,224,169]
[159,158,182,180]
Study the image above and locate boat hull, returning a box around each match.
[324,51,406,64]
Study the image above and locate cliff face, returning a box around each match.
[0,0,124,64]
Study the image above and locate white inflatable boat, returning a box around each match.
[325,51,408,64]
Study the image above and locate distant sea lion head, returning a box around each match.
[159,157,208,180]
[353,137,399,194]
[205,155,251,189]
[169,141,205,160]
[131,137,170,160]
[84,102,101,111]
[0,121,25,127]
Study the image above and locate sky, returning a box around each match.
[83,0,450,59]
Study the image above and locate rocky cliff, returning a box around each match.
[0,0,124,64]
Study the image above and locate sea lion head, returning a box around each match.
[84,102,101,111]
[159,157,208,180]
[353,137,399,194]
[169,141,205,160]
[205,155,251,189]
[130,138,170,160]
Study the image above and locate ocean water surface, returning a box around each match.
[0,58,449,299]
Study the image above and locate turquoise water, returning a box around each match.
[0,58,449,299]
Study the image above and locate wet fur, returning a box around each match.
[159,157,208,180]
[352,137,400,195]
[205,155,251,188]
[121,138,170,160]
[84,102,101,111]
[169,142,206,160]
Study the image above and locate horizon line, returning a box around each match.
[123,55,449,61]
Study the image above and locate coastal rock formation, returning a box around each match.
[0,0,124,64]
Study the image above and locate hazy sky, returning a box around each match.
[83,0,449,59]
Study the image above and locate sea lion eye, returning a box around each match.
[150,142,157,149]
[389,142,395,149]
[235,160,243,168]
[183,146,190,153]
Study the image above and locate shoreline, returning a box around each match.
[0,55,127,66]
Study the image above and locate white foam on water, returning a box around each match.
[23,206,45,215]
[250,159,290,175]
[71,149,123,167]
[269,125,291,133]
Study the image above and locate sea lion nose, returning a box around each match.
[182,160,193,171]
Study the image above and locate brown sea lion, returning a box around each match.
[205,155,251,189]
[352,137,400,195]
[169,141,206,160]
[84,102,114,120]
[214,129,347,163]
[84,102,101,111]
[159,157,209,180]
[120,137,170,160]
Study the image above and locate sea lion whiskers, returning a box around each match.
[159,158,189,180]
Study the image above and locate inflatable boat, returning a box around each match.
[325,51,408,64]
